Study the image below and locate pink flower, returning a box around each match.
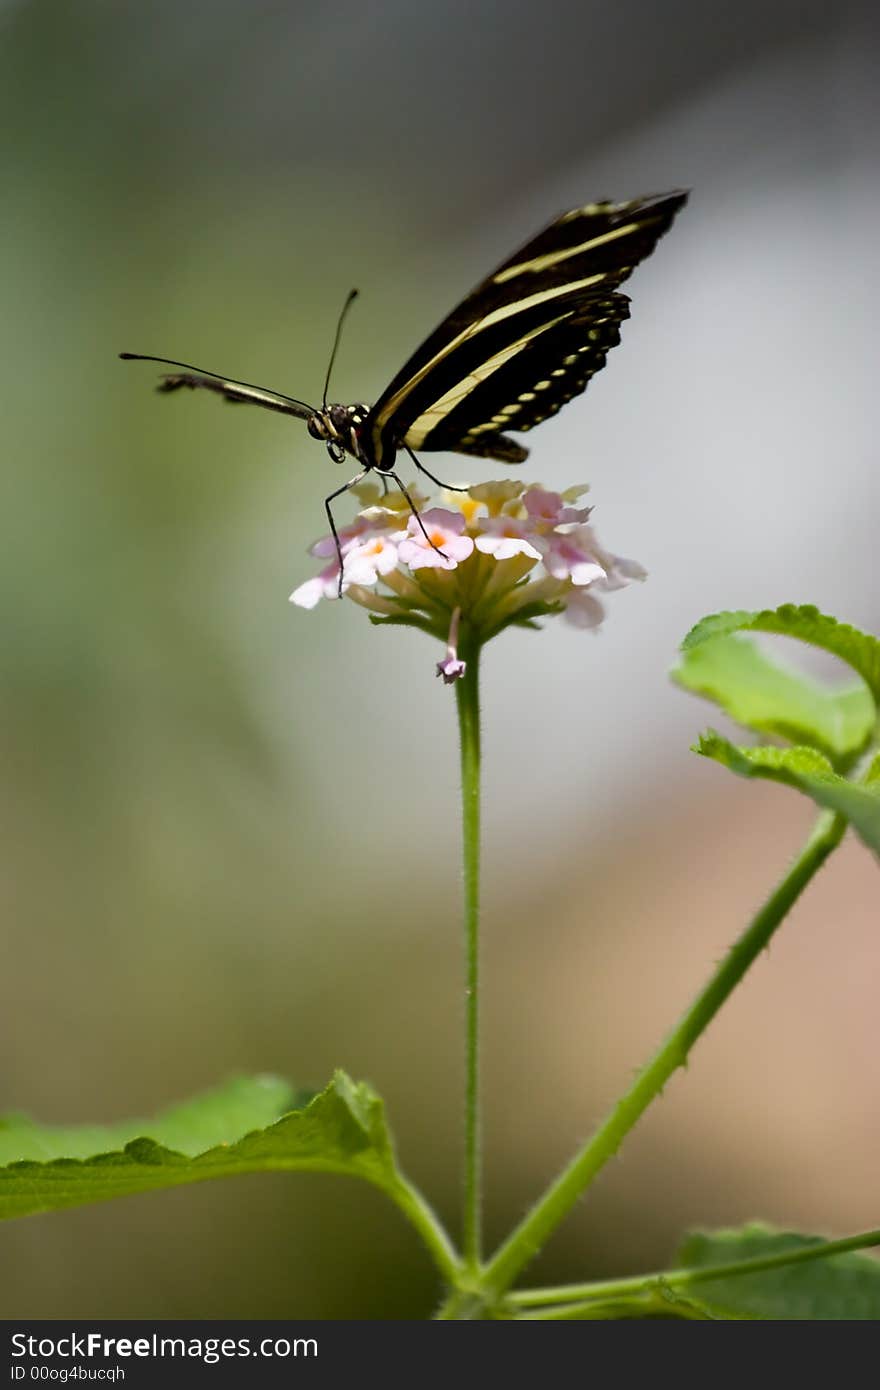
[341,534,400,586]
[309,500,413,563]
[474,516,542,562]
[291,478,647,663]
[598,550,648,591]
[436,654,467,682]
[436,606,467,684]
[290,560,344,608]
[563,588,606,629]
[397,508,475,571]
[523,488,592,528]
[539,528,607,586]
[309,515,372,560]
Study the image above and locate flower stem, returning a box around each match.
[455,638,482,1270]
[384,1174,461,1286]
[510,1224,880,1312]
[481,806,847,1298]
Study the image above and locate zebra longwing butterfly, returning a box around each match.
[122,190,687,579]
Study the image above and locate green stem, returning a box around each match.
[385,1175,461,1286]
[482,807,847,1297]
[456,639,482,1270]
[520,1294,712,1320]
[511,1224,880,1312]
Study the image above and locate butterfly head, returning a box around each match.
[307,403,371,465]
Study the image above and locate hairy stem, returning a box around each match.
[384,1175,461,1286]
[456,640,483,1270]
[511,1223,880,1312]
[482,807,847,1297]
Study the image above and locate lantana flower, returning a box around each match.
[397,509,475,572]
[290,478,645,681]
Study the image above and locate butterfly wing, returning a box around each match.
[119,355,315,421]
[154,372,314,419]
[404,291,633,462]
[365,190,687,467]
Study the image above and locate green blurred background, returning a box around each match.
[1,0,878,1317]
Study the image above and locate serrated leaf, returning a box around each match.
[673,634,874,766]
[0,1072,399,1220]
[682,605,880,708]
[696,733,880,856]
[676,1224,880,1319]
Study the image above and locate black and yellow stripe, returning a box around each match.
[366,190,687,469]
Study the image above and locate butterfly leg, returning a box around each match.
[324,469,367,598]
[383,469,449,562]
[403,444,471,493]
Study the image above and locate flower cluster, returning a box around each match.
[291,478,646,679]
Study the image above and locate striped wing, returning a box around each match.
[118,355,315,421]
[154,372,313,419]
[366,190,687,467]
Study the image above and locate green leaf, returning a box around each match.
[0,1076,298,1165]
[673,634,874,766]
[0,1072,399,1220]
[676,1224,880,1320]
[696,732,880,856]
[682,605,880,707]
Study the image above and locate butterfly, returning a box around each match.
[122,189,687,587]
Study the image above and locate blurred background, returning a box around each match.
[1,0,878,1318]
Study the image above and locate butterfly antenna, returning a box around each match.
[119,353,315,414]
[322,289,359,408]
